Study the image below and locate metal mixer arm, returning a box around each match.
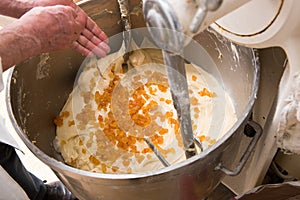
[154,0,252,38]
[189,0,223,33]
[143,0,199,158]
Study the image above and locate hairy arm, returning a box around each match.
[0,6,82,70]
[0,0,35,18]
[0,0,110,70]
[0,0,78,18]
[0,22,40,71]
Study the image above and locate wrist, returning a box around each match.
[0,21,42,70]
[0,0,35,18]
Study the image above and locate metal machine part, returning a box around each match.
[143,0,198,158]
[209,0,300,194]
[158,0,251,39]
[163,53,198,158]
[117,0,132,70]
[144,0,300,193]
[3,0,299,198]
[117,0,169,163]
[6,28,259,200]
[189,0,223,33]
[5,0,261,199]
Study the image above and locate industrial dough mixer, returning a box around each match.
[10,0,300,199]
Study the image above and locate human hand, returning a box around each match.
[21,5,109,57]
[71,6,110,57]
[0,5,109,69]
[30,0,110,57]
[31,0,77,7]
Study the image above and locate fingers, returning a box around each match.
[32,3,110,58]
[72,41,91,57]
[86,17,108,43]
[75,8,108,43]
[81,28,102,45]
[74,34,110,57]
[72,7,109,57]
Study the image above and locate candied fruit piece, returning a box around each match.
[198,88,216,98]
[158,84,167,93]
[101,164,107,173]
[68,120,75,127]
[89,155,100,165]
[159,128,169,135]
[112,166,119,172]
[198,135,206,142]
[192,75,197,81]
[190,97,199,105]
[54,116,63,127]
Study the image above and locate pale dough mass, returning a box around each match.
[54,47,237,174]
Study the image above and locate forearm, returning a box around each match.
[0,21,41,70]
[0,3,109,69]
[0,0,34,18]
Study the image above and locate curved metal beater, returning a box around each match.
[143,0,201,159]
[117,0,132,72]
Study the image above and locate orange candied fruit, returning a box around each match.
[190,96,199,105]
[128,86,159,127]
[192,75,197,81]
[54,116,63,127]
[101,163,107,173]
[89,155,100,166]
[92,70,141,153]
[198,135,206,142]
[151,134,164,145]
[98,115,103,123]
[158,84,167,93]
[148,85,157,95]
[131,113,151,127]
[112,166,119,172]
[68,120,75,127]
[108,72,114,79]
[142,148,152,154]
[94,74,120,111]
[198,88,216,98]
[54,111,70,127]
[159,128,169,135]
[165,99,172,104]
[62,111,70,117]
[69,158,77,166]
[165,111,173,118]
[194,107,200,113]
[92,70,174,160]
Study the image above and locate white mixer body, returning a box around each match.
[164,0,300,154]
[161,0,251,37]
[211,0,300,155]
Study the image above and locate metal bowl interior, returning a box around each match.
[6,0,259,199]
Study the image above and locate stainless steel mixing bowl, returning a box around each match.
[6,0,261,199]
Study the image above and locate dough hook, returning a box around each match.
[143,0,201,159]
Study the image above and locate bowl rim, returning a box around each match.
[5,35,260,181]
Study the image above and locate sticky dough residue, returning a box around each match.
[54,48,237,174]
